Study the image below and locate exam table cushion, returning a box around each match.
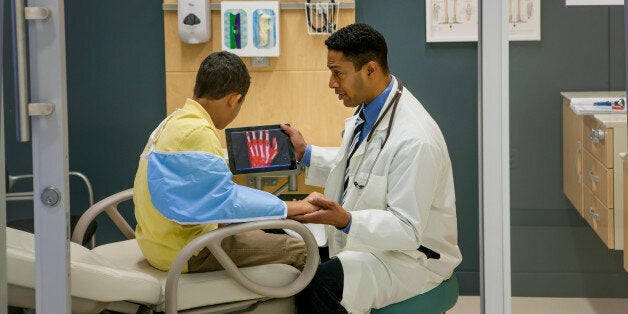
[92,239,302,310]
[8,227,302,311]
[6,227,162,304]
[7,214,98,246]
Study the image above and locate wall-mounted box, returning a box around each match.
[221,1,280,57]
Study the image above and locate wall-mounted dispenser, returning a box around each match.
[178,0,210,44]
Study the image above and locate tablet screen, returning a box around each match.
[225,124,297,174]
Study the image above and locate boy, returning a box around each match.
[133,51,316,273]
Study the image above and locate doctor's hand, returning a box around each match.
[280,123,307,162]
[290,192,351,229]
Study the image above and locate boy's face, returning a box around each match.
[212,94,244,130]
[225,97,244,127]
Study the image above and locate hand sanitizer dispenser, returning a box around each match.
[178,0,210,44]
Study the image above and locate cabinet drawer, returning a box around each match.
[583,150,613,208]
[583,186,615,249]
[583,116,613,168]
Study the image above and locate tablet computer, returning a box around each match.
[225,124,298,174]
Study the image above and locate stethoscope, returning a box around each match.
[351,77,404,189]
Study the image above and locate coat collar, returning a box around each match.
[372,76,401,134]
[339,114,359,157]
[345,77,402,159]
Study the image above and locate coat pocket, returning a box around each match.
[352,173,387,210]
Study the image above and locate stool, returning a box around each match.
[371,274,459,314]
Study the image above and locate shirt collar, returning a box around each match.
[181,98,218,131]
[362,75,394,130]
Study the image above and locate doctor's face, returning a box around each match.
[327,50,369,108]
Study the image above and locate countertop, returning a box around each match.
[562,91,627,128]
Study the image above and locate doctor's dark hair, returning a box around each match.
[325,23,389,74]
[194,51,250,100]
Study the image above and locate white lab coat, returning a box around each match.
[305,79,462,313]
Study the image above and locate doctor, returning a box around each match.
[281,23,462,313]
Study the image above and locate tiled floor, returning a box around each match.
[449,296,628,314]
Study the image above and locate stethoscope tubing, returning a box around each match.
[352,77,404,189]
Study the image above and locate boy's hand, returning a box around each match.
[290,192,351,228]
[285,199,320,216]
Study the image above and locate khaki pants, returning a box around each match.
[187,229,307,273]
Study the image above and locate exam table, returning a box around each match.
[6,188,320,313]
[6,170,98,247]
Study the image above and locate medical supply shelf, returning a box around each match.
[562,91,627,250]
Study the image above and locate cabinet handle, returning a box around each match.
[589,208,600,221]
[588,171,599,182]
[575,141,582,183]
[589,128,606,143]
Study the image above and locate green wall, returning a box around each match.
[3,0,165,243]
[4,0,628,298]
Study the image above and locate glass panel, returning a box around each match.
[510,2,628,314]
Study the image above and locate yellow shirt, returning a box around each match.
[134,98,222,272]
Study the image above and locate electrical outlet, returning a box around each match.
[251,57,269,67]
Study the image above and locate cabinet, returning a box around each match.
[624,158,628,271]
[562,92,626,250]
[563,96,584,215]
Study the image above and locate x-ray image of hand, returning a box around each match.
[245,130,278,167]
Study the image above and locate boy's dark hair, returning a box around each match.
[194,51,250,100]
[324,23,389,74]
